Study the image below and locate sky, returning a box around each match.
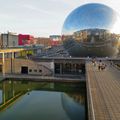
[0,0,120,37]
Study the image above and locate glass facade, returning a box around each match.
[55,63,85,75]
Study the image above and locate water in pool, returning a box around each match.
[0,80,86,120]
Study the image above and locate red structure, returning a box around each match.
[18,34,34,45]
[51,41,60,46]
[49,35,61,46]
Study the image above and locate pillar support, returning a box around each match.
[2,52,5,77]
[11,52,14,73]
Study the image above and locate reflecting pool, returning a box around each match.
[0,80,86,120]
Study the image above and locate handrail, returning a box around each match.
[85,61,95,120]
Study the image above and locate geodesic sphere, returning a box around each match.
[62,3,120,57]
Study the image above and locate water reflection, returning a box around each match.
[0,80,86,120]
[61,93,85,120]
[0,91,2,104]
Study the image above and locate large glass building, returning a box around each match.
[62,3,120,57]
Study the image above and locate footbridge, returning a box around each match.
[86,61,120,120]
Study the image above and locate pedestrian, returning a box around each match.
[92,58,96,67]
[98,60,102,71]
[101,63,105,71]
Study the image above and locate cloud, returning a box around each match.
[23,4,55,15]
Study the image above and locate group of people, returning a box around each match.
[92,59,107,71]
[98,60,107,71]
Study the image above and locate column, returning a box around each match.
[2,52,5,77]
[11,52,14,73]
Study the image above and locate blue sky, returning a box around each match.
[0,0,120,37]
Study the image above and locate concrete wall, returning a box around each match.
[4,59,11,73]
[3,59,53,76]
[1,33,18,48]
[1,34,8,47]
[8,34,18,47]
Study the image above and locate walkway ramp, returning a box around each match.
[86,61,120,120]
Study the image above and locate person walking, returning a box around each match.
[98,60,102,71]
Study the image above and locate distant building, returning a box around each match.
[0,34,2,48]
[18,34,35,46]
[36,37,51,47]
[73,29,111,43]
[0,32,35,48]
[49,35,61,46]
[1,32,18,48]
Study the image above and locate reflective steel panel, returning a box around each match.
[62,3,120,57]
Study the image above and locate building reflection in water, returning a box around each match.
[0,80,85,114]
[61,93,85,120]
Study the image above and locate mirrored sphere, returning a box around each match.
[62,3,120,57]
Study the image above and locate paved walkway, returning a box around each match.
[86,61,120,120]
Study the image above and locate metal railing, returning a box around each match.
[85,61,95,120]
